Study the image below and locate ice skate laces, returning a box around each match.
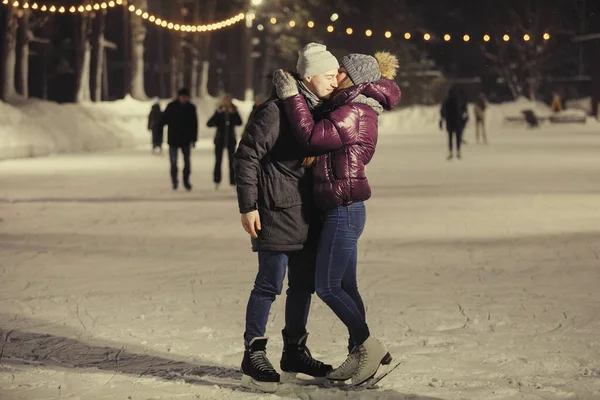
[250,350,276,372]
[338,350,358,370]
[299,347,323,369]
[357,345,369,372]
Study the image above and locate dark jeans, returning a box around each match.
[244,249,316,347]
[214,141,236,185]
[448,128,463,152]
[169,145,191,185]
[315,201,369,348]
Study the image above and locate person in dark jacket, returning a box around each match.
[440,85,469,160]
[148,101,163,154]
[273,50,401,386]
[207,94,243,190]
[233,42,340,392]
[160,88,198,191]
[474,92,488,144]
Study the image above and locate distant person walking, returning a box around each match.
[474,92,488,144]
[440,85,468,160]
[148,100,163,154]
[160,88,198,191]
[207,94,243,190]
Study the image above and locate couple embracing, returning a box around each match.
[234,42,401,392]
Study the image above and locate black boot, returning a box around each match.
[241,337,279,392]
[280,330,332,379]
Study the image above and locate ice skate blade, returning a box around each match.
[280,371,326,386]
[354,360,402,391]
[353,352,393,387]
[240,374,278,393]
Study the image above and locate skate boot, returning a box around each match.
[241,337,280,393]
[352,336,392,386]
[280,330,332,382]
[327,347,359,382]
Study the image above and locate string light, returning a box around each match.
[1,1,246,33]
[0,3,557,40]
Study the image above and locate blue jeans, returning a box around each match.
[169,145,191,185]
[244,249,316,347]
[315,201,369,348]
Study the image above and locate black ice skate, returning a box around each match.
[241,337,280,393]
[280,330,332,383]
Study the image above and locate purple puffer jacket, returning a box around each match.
[283,80,401,210]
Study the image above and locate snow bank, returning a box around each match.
[380,96,599,135]
[0,95,256,162]
[1,95,596,161]
[565,97,592,114]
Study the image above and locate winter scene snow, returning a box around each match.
[1,1,600,400]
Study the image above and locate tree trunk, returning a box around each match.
[243,14,254,102]
[198,0,217,99]
[260,37,274,98]
[190,56,199,99]
[16,10,30,98]
[169,0,183,96]
[76,41,92,102]
[191,0,201,98]
[92,10,106,102]
[1,7,18,100]
[129,0,148,99]
[199,60,209,99]
[74,9,92,102]
[170,56,178,96]
[156,11,166,98]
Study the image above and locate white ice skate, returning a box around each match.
[327,348,359,382]
[351,336,392,387]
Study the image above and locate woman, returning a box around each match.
[207,94,243,189]
[272,52,401,386]
[147,101,163,154]
[474,92,488,144]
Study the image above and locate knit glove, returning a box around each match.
[273,69,299,100]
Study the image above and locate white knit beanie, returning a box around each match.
[296,43,339,79]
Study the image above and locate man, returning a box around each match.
[160,88,198,191]
[234,43,339,392]
[440,85,468,160]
